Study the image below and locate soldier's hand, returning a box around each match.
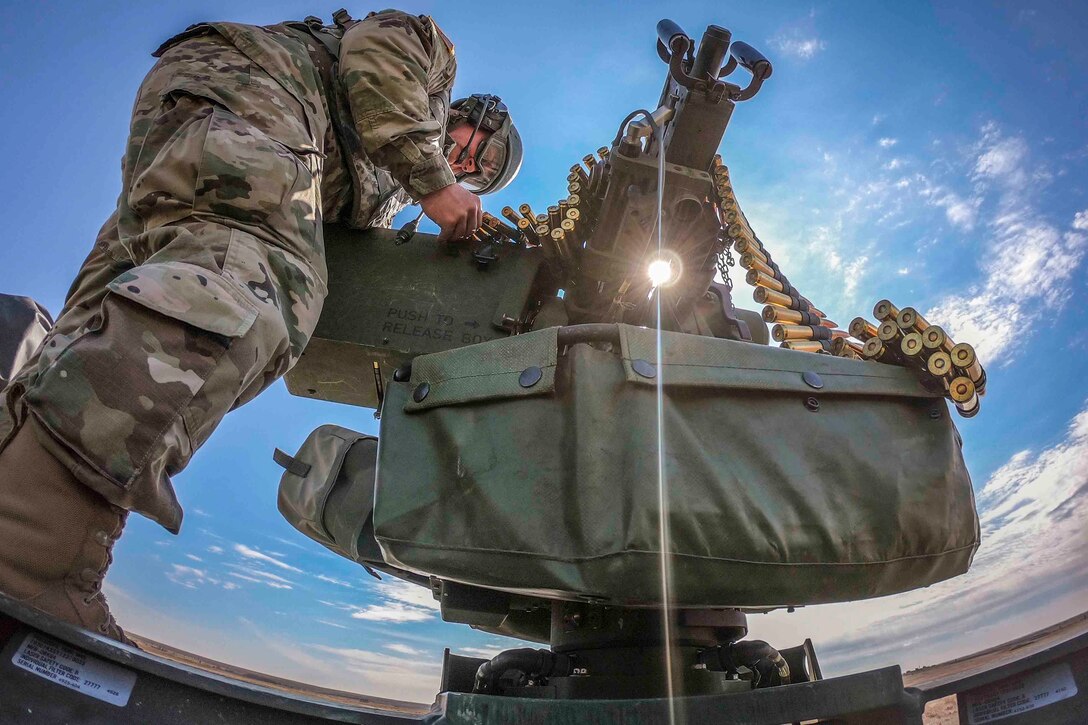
[420,183,481,242]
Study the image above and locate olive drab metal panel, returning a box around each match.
[372,324,980,608]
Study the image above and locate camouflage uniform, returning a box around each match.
[0,11,457,533]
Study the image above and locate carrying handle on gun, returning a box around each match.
[728,41,773,101]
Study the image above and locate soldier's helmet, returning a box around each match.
[447,94,522,195]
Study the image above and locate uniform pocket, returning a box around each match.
[194,106,321,263]
[26,262,257,489]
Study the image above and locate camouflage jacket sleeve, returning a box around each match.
[339,10,458,200]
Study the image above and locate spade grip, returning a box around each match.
[729,41,772,80]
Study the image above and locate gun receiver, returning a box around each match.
[565,19,770,334]
[286,19,773,409]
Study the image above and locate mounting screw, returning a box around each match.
[804,396,820,412]
[413,382,430,402]
[802,371,824,389]
[393,365,412,382]
[929,407,942,419]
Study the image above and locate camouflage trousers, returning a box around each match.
[0,35,328,533]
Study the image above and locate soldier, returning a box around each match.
[0,9,522,641]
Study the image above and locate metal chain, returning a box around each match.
[716,229,736,309]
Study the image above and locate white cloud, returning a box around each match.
[167,564,208,589]
[226,564,295,590]
[457,646,505,660]
[350,604,432,623]
[749,402,1088,675]
[207,545,224,555]
[186,554,203,562]
[878,137,898,148]
[308,645,441,703]
[768,32,825,60]
[928,209,1086,363]
[1073,210,1088,231]
[974,136,1028,182]
[316,574,356,588]
[896,267,910,276]
[347,578,439,623]
[385,643,425,656]
[316,619,349,630]
[842,255,868,300]
[234,543,302,573]
[883,158,902,171]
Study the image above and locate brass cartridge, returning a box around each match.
[877,320,902,343]
[747,270,784,292]
[518,203,537,223]
[551,227,572,260]
[948,376,976,404]
[831,337,863,358]
[762,305,789,323]
[862,337,886,359]
[733,238,767,262]
[567,182,583,197]
[922,325,954,353]
[741,254,774,276]
[502,206,523,227]
[535,213,549,226]
[567,172,580,184]
[517,217,540,244]
[535,224,550,239]
[948,376,980,418]
[753,287,792,307]
[582,154,597,170]
[764,306,834,327]
[873,299,900,322]
[782,340,827,353]
[547,206,561,228]
[570,164,589,186]
[727,222,755,243]
[560,218,576,234]
[849,317,879,341]
[772,324,823,342]
[597,146,609,162]
[558,200,570,219]
[900,332,926,358]
[567,194,582,209]
[956,396,980,418]
[927,351,953,378]
[566,207,581,223]
[896,307,930,333]
[480,216,506,241]
[950,342,985,391]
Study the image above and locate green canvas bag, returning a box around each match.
[275,424,384,565]
[373,324,980,608]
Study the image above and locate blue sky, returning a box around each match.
[2,0,1087,704]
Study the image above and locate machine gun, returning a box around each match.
[285,20,772,409]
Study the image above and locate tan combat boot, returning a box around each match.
[0,418,128,642]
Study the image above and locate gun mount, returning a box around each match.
[280,19,979,705]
